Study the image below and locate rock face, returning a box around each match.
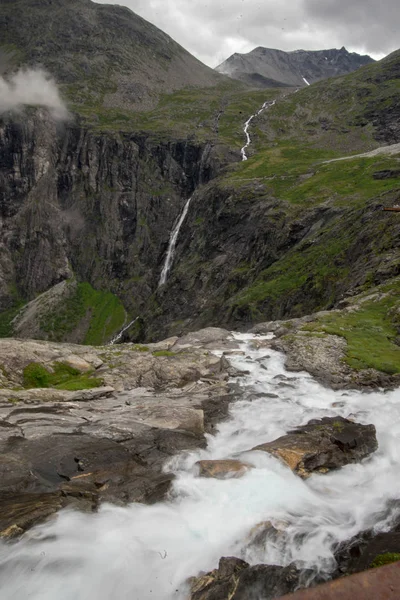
[216,47,374,88]
[0,108,225,332]
[0,329,238,536]
[251,417,378,478]
[189,557,312,600]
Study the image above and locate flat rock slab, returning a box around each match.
[196,459,251,479]
[0,332,235,535]
[250,416,378,478]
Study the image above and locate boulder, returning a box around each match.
[189,557,312,600]
[249,416,378,478]
[196,459,252,479]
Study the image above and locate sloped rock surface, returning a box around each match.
[0,331,237,536]
[250,416,378,478]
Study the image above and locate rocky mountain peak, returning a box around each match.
[216,46,375,88]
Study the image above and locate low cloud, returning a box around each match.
[0,69,68,119]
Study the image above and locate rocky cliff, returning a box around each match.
[0,106,235,342]
[216,46,374,88]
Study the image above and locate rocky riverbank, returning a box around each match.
[0,328,241,537]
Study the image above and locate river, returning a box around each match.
[0,333,399,599]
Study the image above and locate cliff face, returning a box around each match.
[1,50,400,344]
[0,109,226,334]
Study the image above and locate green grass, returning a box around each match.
[152,350,176,357]
[40,282,126,345]
[302,281,400,374]
[231,227,352,315]
[67,83,283,150]
[22,362,103,391]
[227,140,400,208]
[370,553,400,568]
[130,345,149,352]
[0,304,23,337]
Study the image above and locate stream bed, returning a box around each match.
[0,333,399,600]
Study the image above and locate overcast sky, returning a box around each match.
[96,0,398,67]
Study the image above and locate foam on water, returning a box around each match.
[1,333,399,599]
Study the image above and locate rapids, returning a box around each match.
[0,333,399,600]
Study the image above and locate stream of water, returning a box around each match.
[1,333,399,600]
[241,100,276,161]
[159,197,192,286]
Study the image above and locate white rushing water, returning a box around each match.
[1,333,400,600]
[302,77,310,86]
[159,198,192,286]
[109,317,139,345]
[241,100,276,161]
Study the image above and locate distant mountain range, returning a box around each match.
[216,47,375,88]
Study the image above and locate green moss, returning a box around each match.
[302,281,400,374]
[41,282,126,345]
[152,350,176,357]
[333,420,345,432]
[131,345,149,352]
[370,553,400,568]
[55,377,103,391]
[22,361,102,390]
[23,363,51,388]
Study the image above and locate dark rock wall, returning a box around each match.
[0,109,221,315]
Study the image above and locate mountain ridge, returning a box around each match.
[216,46,375,88]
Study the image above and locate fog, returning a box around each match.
[0,69,68,119]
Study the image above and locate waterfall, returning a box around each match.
[159,197,192,286]
[109,317,138,345]
[241,99,276,161]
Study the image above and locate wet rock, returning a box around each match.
[249,416,378,478]
[245,520,289,550]
[189,557,311,600]
[0,331,234,534]
[189,557,248,600]
[196,459,251,479]
[334,514,400,576]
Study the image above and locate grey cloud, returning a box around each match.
[303,0,400,55]
[0,69,68,119]
[95,0,397,66]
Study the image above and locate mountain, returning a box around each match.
[0,0,224,111]
[216,46,375,88]
[0,0,399,361]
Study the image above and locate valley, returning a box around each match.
[0,0,399,598]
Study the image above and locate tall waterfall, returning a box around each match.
[159,197,192,286]
[241,99,276,161]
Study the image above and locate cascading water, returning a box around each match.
[109,317,139,345]
[1,333,399,600]
[241,100,276,161]
[159,197,192,286]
